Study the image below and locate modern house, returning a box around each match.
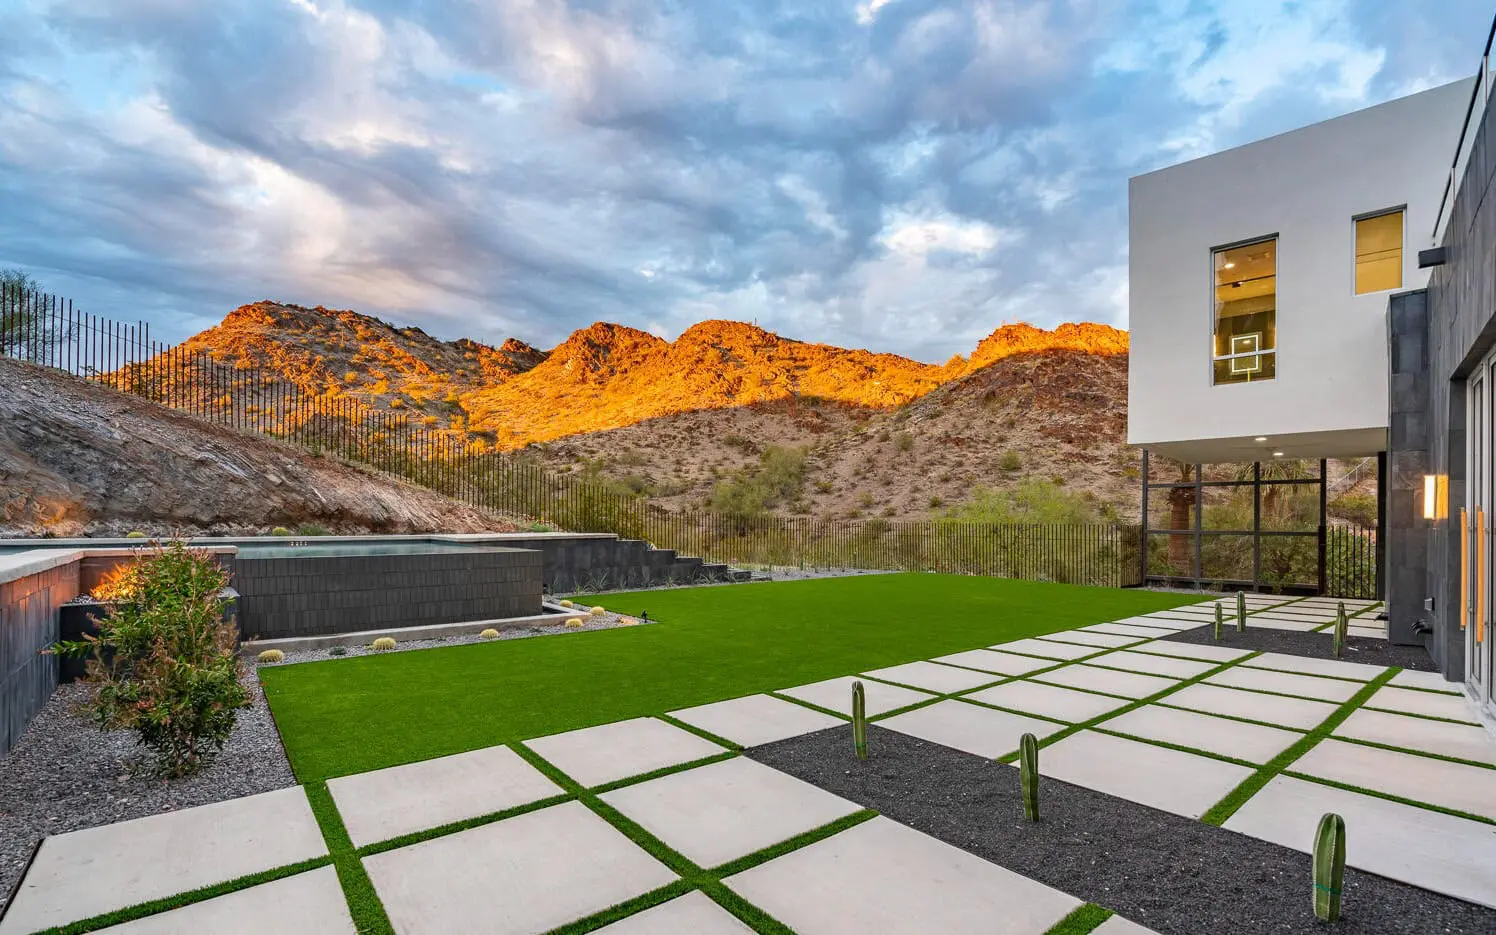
[1128,24,1496,721]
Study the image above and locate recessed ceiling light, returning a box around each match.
[1272,451,1284,457]
[1254,436,1267,442]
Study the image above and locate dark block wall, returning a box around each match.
[493,536,736,592]
[1,562,77,755]
[233,549,542,640]
[1386,290,1431,646]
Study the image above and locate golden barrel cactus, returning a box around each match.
[564,618,585,629]
[479,628,500,639]
[257,649,285,664]
[371,637,397,651]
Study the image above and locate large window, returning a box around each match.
[1354,209,1403,295]
[1212,238,1276,385]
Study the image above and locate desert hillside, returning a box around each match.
[0,357,518,537]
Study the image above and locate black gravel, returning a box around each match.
[1163,624,1440,671]
[750,725,1496,935]
[0,676,295,915]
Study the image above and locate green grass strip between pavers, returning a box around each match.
[1278,771,1496,826]
[19,857,333,935]
[1042,902,1115,934]
[304,782,396,935]
[1199,668,1399,826]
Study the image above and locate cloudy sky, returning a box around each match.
[0,0,1489,360]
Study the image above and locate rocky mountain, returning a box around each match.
[0,357,518,537]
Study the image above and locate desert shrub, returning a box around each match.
[894,432,914,452]
[53,542,247,778]
[371,637,397,651]
[328,646,347,656]
[856,492,876,509]
[945,478,1109,525]
[527,522,553,533]
[257,649,285,664]
[709,446,808,521]
[999,451,1022,472]
[813,479,833,493]
[296,523,329,536]
[1329,493,1377,527]
[928,496,944,509]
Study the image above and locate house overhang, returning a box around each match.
[1130,426,1387,463]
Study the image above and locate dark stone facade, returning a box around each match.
[1386,290,1431,646]
[0,562,76,755]
[495,536,742,593]
[233,548,543,640]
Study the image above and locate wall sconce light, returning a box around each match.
[1423,475,1436,519]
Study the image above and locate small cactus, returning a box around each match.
[124,530,147,539]
[370,637,397,651]
[1020,732,1040,821]
[618,616,637,626]
[1313,812,1346,921]
[559,599,574,608]
[851,680,868,760]
[589,606,606,616]
[1332,602,1348,658]
[270,526,293,536]
[328,646,347,656]
[479,628,500,639]
[564,617,585,629]
[257,649,285,664]
[1214,602,1223,640]
[1236,590,1247,631]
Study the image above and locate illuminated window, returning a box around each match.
[1355,209,1403,295]
[1212,239,1276,385]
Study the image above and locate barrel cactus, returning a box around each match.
[851,680,868,760]
[479,628,500,640]
[124,530,147,539]
[1020,732,1040,821]
[270,526,293,537]
[1313,812,1346,921]
[559,599,574,608]
[618,616,638,626]
[564,617,585,629]
[589,606,606,616]
[257,649,285,664]
[371,637,397,651]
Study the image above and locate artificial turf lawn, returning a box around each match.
[260,573,1195,782]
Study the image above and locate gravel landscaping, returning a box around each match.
[750,724,1496,934]
[1163,624,1439,671]
[0,673,295,916]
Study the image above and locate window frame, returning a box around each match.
[1351,206,1406,297]
[1209,234,1279,387]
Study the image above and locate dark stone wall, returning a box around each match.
[1386,290,1431,645]
[494,536,740,593]
[233,549,543,640]
[0,562,78,755]
[1420,83,1496,680]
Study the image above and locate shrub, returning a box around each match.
[270,526,293,537]
[328,646,347,656]
[894,432,914,452]
[257,649,285,664]
[928,496,944,509]
[478,628,500,639]
[527,522,553,533]
[371,637,397,651]
[124,530,147,539]
[296,523,329,536]
[589,606,605,615]
[1328,493,1377,527]
[565,618,585,628]
[856,492,876,509]
[999,451,1022,472]
[52,542,247,778]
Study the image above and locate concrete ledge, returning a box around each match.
[239,606,580,656]
[0,546,238,588]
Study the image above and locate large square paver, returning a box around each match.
[0,787,327,935]
[1290,738,1496,820]
[878,699,1066,759]
[1162,683,1338,730]
[1093,918,1162,935]
[1037,630,1143,649]
[929,649,1055,676]
[595,892,753,934]
[1225,775,1496,910]
[778,676,933,717]
[1104,705,1301,763]
[599,756,861,868]
[862,660,1002,694]
[364,801,675,935]
[966,680,1130,723]
[1112,615,1198,630]
[1364,685,1480,723]
[525,718,728,788]
[987,638,1101,661]
[1036,731,1253,819]
[1239,616,1323,632]
[1082,623,1176,639]
[724,816,1078,934]
[1390,669,1465,694]
[1034,664,1178,700]
[1131,641,1252,663]
[1204,666,1360,703]
[1334,708,1496,765]
[1240,652,1385,681]
[92,867,354,935]
[329,744,564,848]
[1091,650,1217,679]
[669,694,842,747]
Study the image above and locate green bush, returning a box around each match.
[709,446,809,521]
[295,523,329,536]
[894,432,914,452]
[1329,493,1377,527]
[53,542,248,777]
[999,451,1022,472]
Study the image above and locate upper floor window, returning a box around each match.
[1213,238,1276,385]
[1354,209,1403,295]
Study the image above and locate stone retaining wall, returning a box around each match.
[0,562,76,755]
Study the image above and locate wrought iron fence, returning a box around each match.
[1,283,1137,585]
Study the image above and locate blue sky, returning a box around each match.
[0,0,1489,360]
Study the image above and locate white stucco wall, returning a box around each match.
[1128,79,1473,462]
